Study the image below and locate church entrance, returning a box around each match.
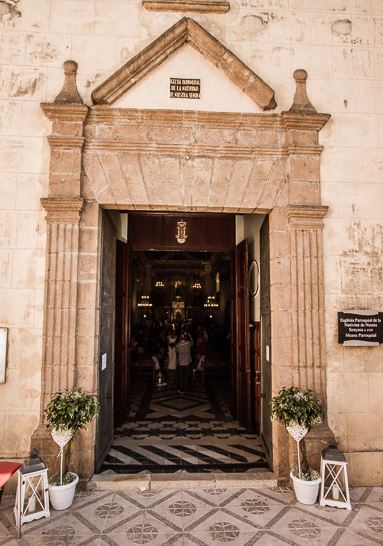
[96,212,271,474]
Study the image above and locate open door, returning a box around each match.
[114,240,130,427]
[250,321,261,432]
[95,214,117,472]
[260,216,272,459]
[234,240,251,430]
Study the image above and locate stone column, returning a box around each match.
[31,62,88,470]
[287,205,328,395]
[272,70,333,475]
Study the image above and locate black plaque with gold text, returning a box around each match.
[170,78,200,99]
[338,310,383,346]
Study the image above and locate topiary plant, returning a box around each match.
[271,387,324,480]
[44,389,99,485]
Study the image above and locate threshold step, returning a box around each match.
[88,470,277,491]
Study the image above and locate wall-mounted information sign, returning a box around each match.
[170,78,200,99]
[338,310,383,346]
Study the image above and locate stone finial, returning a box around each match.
[54,60,83,104]
[289,69,316,114]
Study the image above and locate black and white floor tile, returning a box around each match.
[102,378,268,474]
[1,486,383,545]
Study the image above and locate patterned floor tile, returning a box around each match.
[101,529,182,545]
[364,488,383,506]
[295,502,355,527]
[330,528,383,545]
[269,507,341,545]
[221,490,288,529]
[347,504,383,542]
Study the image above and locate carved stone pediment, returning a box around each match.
[91,17,276,111]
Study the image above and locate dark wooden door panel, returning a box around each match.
[114,240,130,427]
[235,239,251,430]
[95,214,117,472]
[250,321,261,432]
[260,215,272,459]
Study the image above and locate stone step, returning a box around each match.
[88,470,277,492]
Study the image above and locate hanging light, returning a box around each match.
[204,296,219,308]
[155,281,164,287]
[137,295,152,307]
[192,282,202,289]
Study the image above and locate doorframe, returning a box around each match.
[36,98,331,479]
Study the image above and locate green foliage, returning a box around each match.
[291,466,320,481]
[48,472,77,486]
[44,389,99,434]
[270,387,324,431]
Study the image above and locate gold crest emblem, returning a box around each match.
[176,219,187,244]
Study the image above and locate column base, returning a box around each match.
[30,424,61,477]
[305,421,335,471]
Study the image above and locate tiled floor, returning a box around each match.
[102,377,268,474]
[1,485,383,545]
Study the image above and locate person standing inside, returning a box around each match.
[176,332,192,394]
[166,329,177,390]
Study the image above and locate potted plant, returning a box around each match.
[271,386,324,505]
[44,389,99,510]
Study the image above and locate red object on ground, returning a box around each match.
[0,462,21,489]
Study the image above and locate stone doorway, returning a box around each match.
[34,16,331,480]
[97,211,269,475]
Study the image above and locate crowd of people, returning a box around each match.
[131,322,209,393]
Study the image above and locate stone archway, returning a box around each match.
[33,19,331,479]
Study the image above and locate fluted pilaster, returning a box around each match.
[40,198,84,413]
[288,205,328,398]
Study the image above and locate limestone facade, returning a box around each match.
[0,0,382,485]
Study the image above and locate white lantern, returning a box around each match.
[14,449,50,537]
[319,444,351,510]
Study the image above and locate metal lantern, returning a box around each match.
[319,443,351,510]
[14,449,50,536]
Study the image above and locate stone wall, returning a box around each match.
[0,0,382,484]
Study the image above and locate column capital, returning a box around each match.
[41,103,89,123]
[281,112,331,133]
[287,204,328,228]
[40,197,84,223]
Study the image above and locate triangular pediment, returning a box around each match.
[91,17,276,111]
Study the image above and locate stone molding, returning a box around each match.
[48,136,85,148]
[143,0,230,12]
[41,103,89,122]
[287,204,328,228]
[281,112,331,133]
[91,17,276,111]
[84,141,287,158]
[87,107,282,128]
[41,197,84,223]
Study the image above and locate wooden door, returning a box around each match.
[114,240,130,427]
[235,240,251,430]
[260,216,272,459]
[95,214,117,472]
[250,322,261,432]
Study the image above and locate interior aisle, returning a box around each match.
[101,377,268,474]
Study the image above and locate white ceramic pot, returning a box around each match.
[290,471,321,505]
[48,473,79,510]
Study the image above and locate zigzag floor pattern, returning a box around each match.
[101,377,269,474]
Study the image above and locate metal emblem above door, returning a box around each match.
[176,219,188,244]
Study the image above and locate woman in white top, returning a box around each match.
[166,332,177,390]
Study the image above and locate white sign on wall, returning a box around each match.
[101,353,107,371]
[0,328,8,383]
